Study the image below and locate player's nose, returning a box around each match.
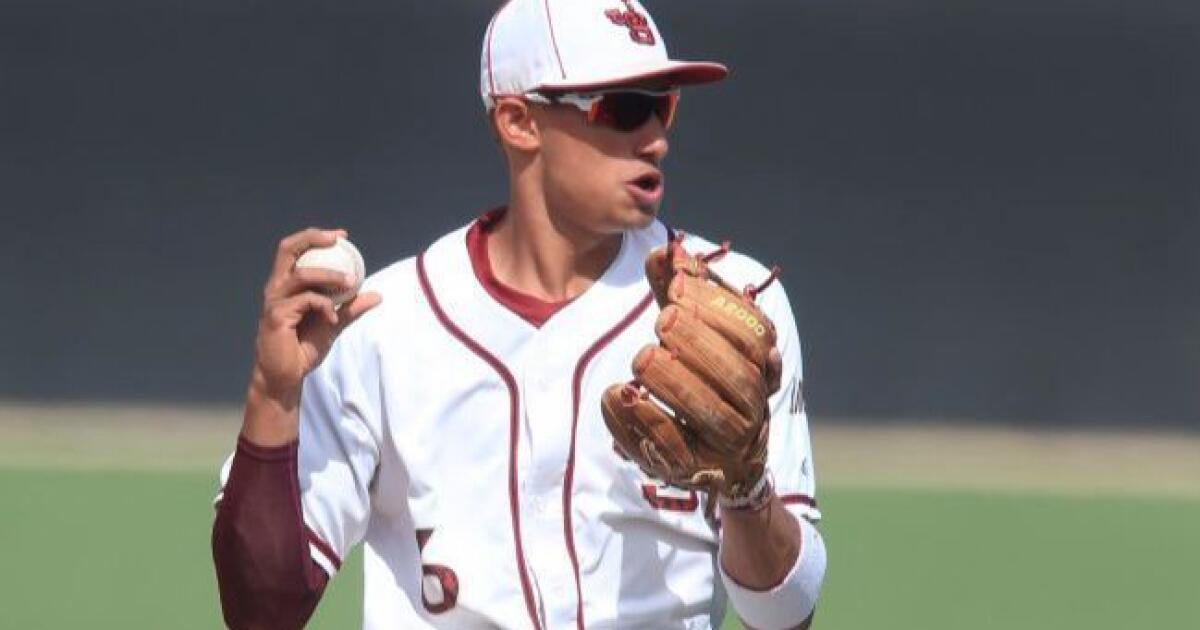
[635,122,669,164]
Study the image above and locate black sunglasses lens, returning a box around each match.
[602,92,659,131]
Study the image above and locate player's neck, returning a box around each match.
[489,198,623,304]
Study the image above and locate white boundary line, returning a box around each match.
[1,403,1198,499]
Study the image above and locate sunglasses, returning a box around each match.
[526,89,680,132]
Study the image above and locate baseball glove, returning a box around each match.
[601,235,783,514]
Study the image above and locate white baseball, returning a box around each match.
[295,237,365,307]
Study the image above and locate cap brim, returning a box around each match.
[537,60,728,93]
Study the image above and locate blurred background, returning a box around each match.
[1,0,1197,628]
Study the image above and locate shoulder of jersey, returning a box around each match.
[336,255,422,341]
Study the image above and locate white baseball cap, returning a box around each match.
[480,0,728,109]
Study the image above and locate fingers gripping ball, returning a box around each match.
[294,237,365,307]
[602,235,783,514]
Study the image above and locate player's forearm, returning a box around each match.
[719,490,802,589]
[212,437,328,629]
[718,485,826,630]
[240,369,302,447]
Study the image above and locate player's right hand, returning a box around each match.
[249,228,382,410]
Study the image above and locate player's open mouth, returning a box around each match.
[633,173,661,191]
[627,172,664,207]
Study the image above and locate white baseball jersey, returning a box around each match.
[220,215,819,629]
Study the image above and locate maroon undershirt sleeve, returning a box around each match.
[212,436,330,630]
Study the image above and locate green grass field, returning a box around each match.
[2,407,1198,629]
[2,469,1198,629]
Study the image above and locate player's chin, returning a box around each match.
[624,194,662,225]
[621,202,659,229]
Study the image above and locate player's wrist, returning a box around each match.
[246,366,302,411]
[719,471,773,512]
[241,370,302,447]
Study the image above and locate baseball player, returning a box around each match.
[212,1,827,629]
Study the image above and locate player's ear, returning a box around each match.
[491,96,540,152]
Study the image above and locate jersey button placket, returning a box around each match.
[520,342,580,627]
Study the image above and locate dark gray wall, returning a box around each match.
[2,0,1196,428]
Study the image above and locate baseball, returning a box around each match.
[294,237,365,307]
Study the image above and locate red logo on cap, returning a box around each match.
[605,1,655,46]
